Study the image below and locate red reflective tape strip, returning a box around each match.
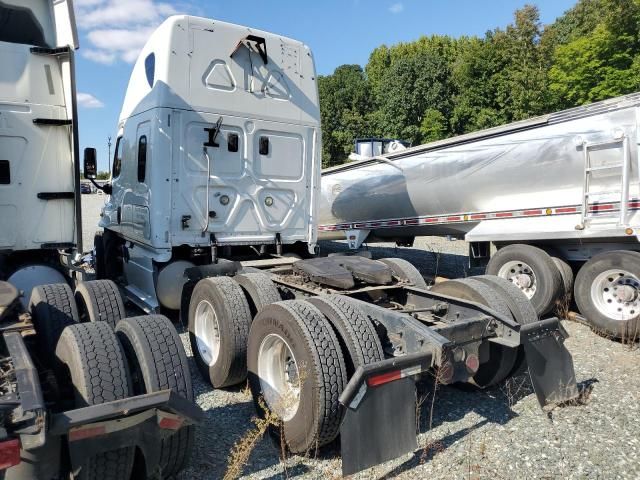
[556,207,577,214]
[0,439,20,470]
[446,216,461,221]
[159,417,184,431]
[524,209,543,216]
[68,425,107,442]
[495,212,513,218]
[470,214,487,220]
[421,218,438,223]
[590,204,614,212]
[405,219,419,225]
[367,370,402,387]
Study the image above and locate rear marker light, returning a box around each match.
[0,439,20,470]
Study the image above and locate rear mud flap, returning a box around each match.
[339,353,432,476]
[521,318,579,407]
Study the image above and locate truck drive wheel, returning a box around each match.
[307,295,384,376]
[74,280,126,328]
[247,300,347,453]
[55,322,134,480]
[574,250,640,339]
[552,257,574,301]
[378,257,428,290]
[29,284,79,360]
[188,277,252,387]
[473,275,538,377]
[431,278,517,387]
[115,315,194,478]
[486,244,563,317]
[235,272,282,316]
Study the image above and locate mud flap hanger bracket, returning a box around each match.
[338,352,433,477]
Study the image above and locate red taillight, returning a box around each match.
[0,439,20,470]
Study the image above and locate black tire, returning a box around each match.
[55,322,134,480]
[29,283,79,360]
[552,257,574,300]
[115,315,194,478]
[307,295,384,376]
[247,300,347,453]
[235,273,282,317]
[473,275,538,377]
[431,278,517,387]
[188,277,252,387]
[94,231,106,280]
[378,257,428,289]
[486,244,563,316]
[74,280,126,328]
[574,250,640,339]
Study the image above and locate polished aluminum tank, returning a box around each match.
[319,93,640,248]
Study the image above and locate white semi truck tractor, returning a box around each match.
[319,95,640,340]
[0,2,200,478]
[92,15,581,475]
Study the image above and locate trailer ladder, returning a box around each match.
[578,133,631,229]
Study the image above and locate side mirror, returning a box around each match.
[84,147,97,179]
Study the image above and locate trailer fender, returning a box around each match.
[338,352,432,476]
[520,318,578,407]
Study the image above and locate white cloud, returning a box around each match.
[77,92,105,108]
[75,0,194,64]
[389,2,404,14]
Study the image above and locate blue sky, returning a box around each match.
[74,0,578,172]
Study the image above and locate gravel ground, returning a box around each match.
[80,195,640,479]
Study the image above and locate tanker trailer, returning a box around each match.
[319,93,640,339]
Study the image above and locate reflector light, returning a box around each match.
[159,416,184,431]
[68,425,106,442]
[367,370,401,387]
[0,439,20,470]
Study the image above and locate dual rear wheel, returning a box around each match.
[29,281,193,479]
[487,244,640,339]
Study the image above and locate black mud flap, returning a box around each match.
[521,318,579,407]
[339,353,432,476]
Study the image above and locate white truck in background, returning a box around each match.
[89,15,581,476]
[0,2,200,478]
[319,96,640,340]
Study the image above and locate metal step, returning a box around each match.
[30,46,71,57]
[586,164,624,172]
[32,119,72,126]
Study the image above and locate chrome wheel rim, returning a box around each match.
[194,300,220,366]
[498,260,537,299]
[591,269,640,321]
[258,334,300,421]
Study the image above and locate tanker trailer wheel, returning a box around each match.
[55,322,134,480]
[486,244,562,316]
[74,280,126,328]
[574,250,640,339]
[431,278,517,387]
[188,277,252,387]
[247,300,347,453]
[307,295,384,376]
[115,315,194,478]
[552,257,574,302]
[29,284,79,361]
[473,275,538,377]
[235,272,282,317]
[379,257,428,290]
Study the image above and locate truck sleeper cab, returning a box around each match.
[98,15,322,313]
